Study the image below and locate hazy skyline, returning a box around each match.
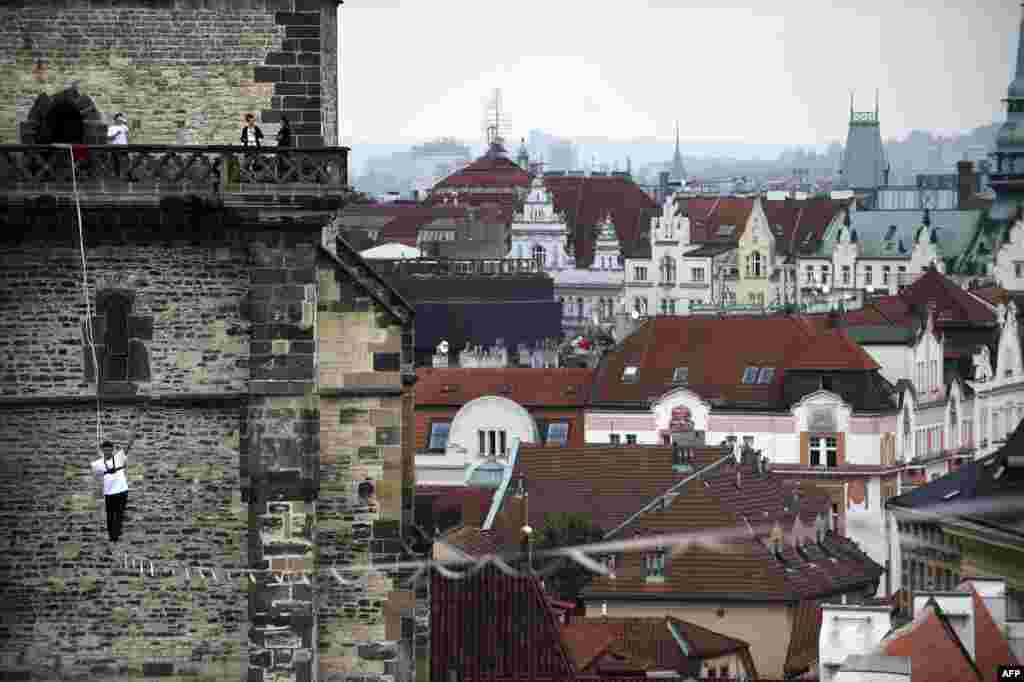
[339,1,1020,147]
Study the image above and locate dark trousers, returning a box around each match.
[105,491,128,541]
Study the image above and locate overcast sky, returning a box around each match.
[339,1,1021,147]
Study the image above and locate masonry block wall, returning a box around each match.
[317,256,417,682]
[0,221,251,680]
[0,0,339,147]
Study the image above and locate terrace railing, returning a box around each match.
[0,144,348,193]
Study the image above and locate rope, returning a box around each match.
[66,145,103,451]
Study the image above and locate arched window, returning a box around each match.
[532,244,546,267]
[660,255,676,283]
[748,251,763,278]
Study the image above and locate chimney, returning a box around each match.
[957,160,976,209]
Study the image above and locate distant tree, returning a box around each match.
[533,512,606,603]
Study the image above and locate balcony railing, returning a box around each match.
[382,257,542,277]
[0,144,348,193]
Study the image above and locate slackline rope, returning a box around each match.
[67,145,103,452]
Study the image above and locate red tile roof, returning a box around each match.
[543,175,659,267]
[762,198,844,257]
[560,616,754,674]
[962,585,1021,682]
[484,445,882,602]
[881,599,983,682]
[898,269,996,325]
[432,147,532,191]
[589,316,879,407]
[681,197,754,244]
[415,368,594,407]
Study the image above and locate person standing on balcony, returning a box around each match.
[106,112,129,179]
[240,113,263,149]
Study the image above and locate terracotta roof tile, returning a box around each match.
[881,600,983,682]
[681,197,754,244]
[762,198,843,257]
[415,368,593,407]
[543,175,658,267]
[590,316,880,407]
[898,269,996,325]
[433,152,532,190]
[965,586,1021,681]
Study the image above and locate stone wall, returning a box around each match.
[0,401,247,680]
[0,243,250,399]
[0,0,338,147]
[317,254,417,682]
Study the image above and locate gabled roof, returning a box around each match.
[762,197,844,257]
[542,175,658,267]
[560,616,755,674]
[681,197,754,244]
[817,209,983,259]
[415,368,593,407]
[964,585,1022,681]
[880,599,983,682]
[898,268,997,325]
[589,315,880,408]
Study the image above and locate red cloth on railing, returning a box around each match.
[71,144,89,162]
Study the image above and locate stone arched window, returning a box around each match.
[21,85,107,145]
[533,244,546,268]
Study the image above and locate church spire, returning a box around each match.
[671,120,685,182]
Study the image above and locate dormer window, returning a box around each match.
[757,367,775,384]
[673,366,689,384]
[741,366,759,384]
[623,366,639,382]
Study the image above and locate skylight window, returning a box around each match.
[673,367,689,384]
[623,366,639,382]
[741,366,759,384]
[757,367,775,384]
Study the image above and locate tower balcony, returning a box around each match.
[0,144,349,207]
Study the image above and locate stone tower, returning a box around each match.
[840,91,889,193]
[990,3,1024,223]
[0,3,423,682]
[3,0,340,147]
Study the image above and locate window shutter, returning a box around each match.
[127,315,154,341]
[800,432,809,466]
[127,339,151,382]
[836,432,846,466]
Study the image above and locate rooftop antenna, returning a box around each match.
[849,90,855,116]
[875,88,879,117]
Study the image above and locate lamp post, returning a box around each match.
[521,524,534,574]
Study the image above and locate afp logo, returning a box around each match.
[1000,665,1024,679]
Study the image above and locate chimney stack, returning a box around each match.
[957,160,976,210]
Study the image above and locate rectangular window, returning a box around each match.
[810,436,838,467]
[499,430,506,456]
[634,266,647,281]
[625,434,637,445]
[864,265,873,284]
[820,266,829,284]
[757,367,775,384]
[673,367,689,384]
[609,433,621,445]
[805,265,814,283]
[546,422,569,446]
[644,547,666,579]
[623,366,639,382]
[479,429,486,456]
[883,266,891,285]
[742,366,759,384]
[692,267,705,282]
[428,422,451,452]
[842,265,851,285]
[488,430,497,456]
